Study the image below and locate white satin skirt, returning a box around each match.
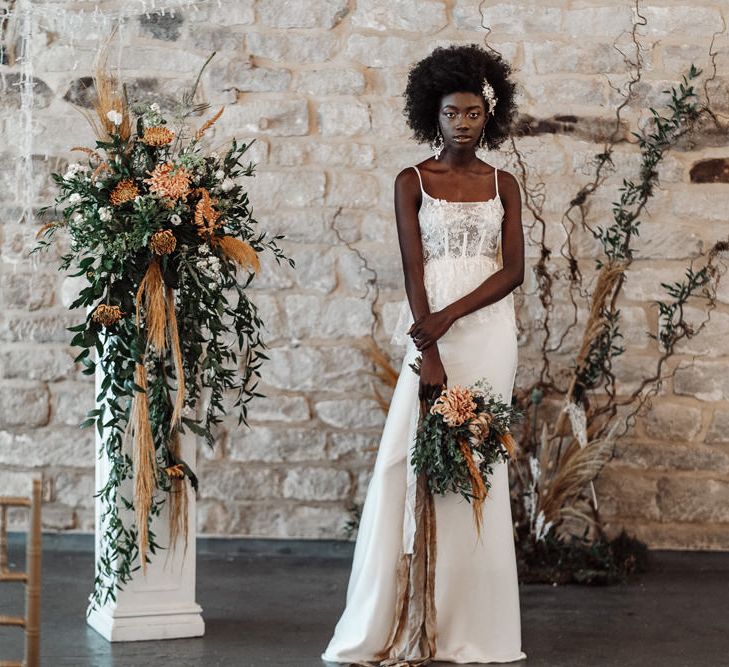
[322,318,527,664]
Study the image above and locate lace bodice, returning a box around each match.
[390,165,517,346]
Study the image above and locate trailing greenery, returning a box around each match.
[36,80,292,609]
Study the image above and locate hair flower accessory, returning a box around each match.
[482,78,498,116]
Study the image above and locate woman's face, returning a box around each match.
[437,91,487,151]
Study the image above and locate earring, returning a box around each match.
[478,125,488,149]
[431,126,444,160]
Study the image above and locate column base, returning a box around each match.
[87,602,205,642]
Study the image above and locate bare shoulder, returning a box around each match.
[394,165,421,197]
[495,167,520,193]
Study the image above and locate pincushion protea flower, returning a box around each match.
[145,162,192,201]
[149,229,177,255]
[110,179,139,206]
[92,304,123,327]
[430,385,477,426]
[142,126,175,146]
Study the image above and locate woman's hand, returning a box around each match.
[418,347,447,403]
[408,308,454,351]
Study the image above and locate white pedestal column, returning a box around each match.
[87,366,205,642]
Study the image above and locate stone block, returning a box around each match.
[0,383,50,428]
[219,99,309,137]
[257,0,350,29]
[316,100,371,137]
[346,34,417,69]
[328,432,380,461]
[453,1,562,33]
[674,361,729,402]
[49,382,94,427]
[52,470,94,508]
[706,410,729,445]
[289,245,337,294]
[592,467,660,520]
[657,476,729,523]
[0,427,93,468]
[296,69,366,96]
[247,169,326,209]
[248,394,311,423]
[282,466,351,500]
[326,172,380,208]
[639,6,724,37]
[229,426,326,463]
[283,294,372,338]
[199,463,281,500]
[210,57,292,93]
[641,402,703,441]
[265,345,369,392]
[0,346,76,382]
[315,399,385,429]
[523,40,626,75]
[0,311,80,344]
[351,0,447,32]
[247,32,341,64]
[613,439,729,473]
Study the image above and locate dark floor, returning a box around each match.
[1,538,729,667]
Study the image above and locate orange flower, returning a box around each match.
[110,179,139,206]
[145,162,192,201]
[193,188,221,240]
[430,385,477,427]
[141,126,175,146]
[92,304,124,327]
[149,229,177,255]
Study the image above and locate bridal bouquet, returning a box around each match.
[35,55,292,608]
[410,359,521,534]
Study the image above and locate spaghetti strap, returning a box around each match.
[495,167,499,197]
[412,165,425,194]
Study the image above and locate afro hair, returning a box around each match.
[403,44,518,151]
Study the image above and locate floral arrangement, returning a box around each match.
[410,359,520,534]
[35,54,292,608]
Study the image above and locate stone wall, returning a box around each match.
[1,0,729,549]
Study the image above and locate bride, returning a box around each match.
[323,44,527,665]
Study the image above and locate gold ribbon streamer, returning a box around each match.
[376,400,437,667]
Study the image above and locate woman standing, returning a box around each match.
[323,44,526,665]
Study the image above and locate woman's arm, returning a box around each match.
[394,167,447,399]
[409,170,524,350]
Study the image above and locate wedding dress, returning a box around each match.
[322,165,527,664]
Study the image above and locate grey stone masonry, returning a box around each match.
[1,0,728,550]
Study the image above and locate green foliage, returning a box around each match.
[36,96,292,610]
[411,370,522,502]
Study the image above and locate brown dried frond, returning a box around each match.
[193,188,221,239]
[110,179,139,206]
[71,146,102,162]
[135,258,167,352]
[194,106,224,141]
[539,437,613,525]
[141,126,175,147]
[217,235,259,273]
[130,362,156,573]
[149,229,177,255]
[91,162,111,181]
[166,287,185,428]
[459,439,488,537]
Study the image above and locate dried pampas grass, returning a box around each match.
[218,235,259,273]
[136,258,167,352]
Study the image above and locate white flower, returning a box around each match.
[95,180,104,189]
[221,178,235,193]
[210,151,219,160]
[68,192,82,204]
[170,214,182,226]
[215,169,225,180]
[150,102,160,113]
[98,207,112,222]
[106,110,123,126]
[63,163,88,180]
[71,212,83,223]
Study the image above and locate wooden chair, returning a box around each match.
[0,479,41,667]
